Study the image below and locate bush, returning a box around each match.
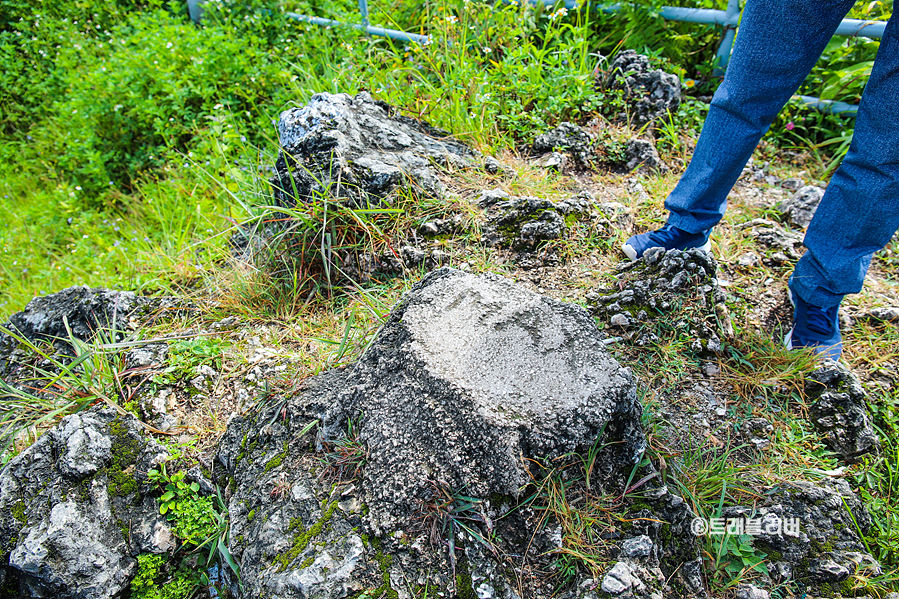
[41,7,293,197]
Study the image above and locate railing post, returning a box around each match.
[712,0,741,75]
[187,0,205,22]
[358,0,370,27]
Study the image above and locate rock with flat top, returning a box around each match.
[217,268,646,597]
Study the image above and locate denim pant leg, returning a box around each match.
[790,14,899,308]
[665,0,856,234]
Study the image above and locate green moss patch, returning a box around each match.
[274,501,339,573]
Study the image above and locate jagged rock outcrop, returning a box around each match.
[588,247,730,354]
[737,218,805,263]
[2,286,146,345]
[722,480,880,597]
[217,268,647,597]
[477,188,596,252]
[533,122,597,167]
[600,50,682,128]
[624,138,668,174]
[805,361,879,460]
[270,92,476,206]
[0,408,172,598]
[596,483,706,599]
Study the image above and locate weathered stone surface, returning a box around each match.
[533,150,569,171]
[600,50,681,128]
[805,361,879,460]
[271,92,475,206]
[3,286,146,344]
[859,306,899,323]
[721,480,880,595]
[624,138,668,174]
[533,122,596,167]
[0,408,172,598]
[217,268,646,597]
[736,584,770,599]
[478,188,595,252]
[344,268,643,525]
[779,185,824,229]
[780,177,804,192]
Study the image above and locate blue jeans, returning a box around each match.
[665,0,899,308]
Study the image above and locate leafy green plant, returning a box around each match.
[148,464,218,545]
[147,463,242,590]
[707,531,771,586]
[130,553,199,599]
[691,483,770,591]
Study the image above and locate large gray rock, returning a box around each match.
[805,361,879,460]
[217,268,646,597]
[0,408,173,598]
[271,92,475,206]
[600,50,682,128]
[3,286,146,344]
[346,269,643,523]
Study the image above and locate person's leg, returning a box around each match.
[790,13,899,310]
[664,0,857,234]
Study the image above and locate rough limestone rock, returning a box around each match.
[595,479,705,599]
[588,248,729,354]
[533,122,596,167]
[477,188,595,252]
[721,480,880,596]
[338,268,644,524]
[780,177,804,192]
[805,361,879,460]
[779,185,825,229]
[3,286,147,344]
[600,50,682,128]
[0,408,173,598]
[271,92,475,206]
[217,268,646,597]
[860,306,899,323]
[624,138,668,174]
[736,584,770,599]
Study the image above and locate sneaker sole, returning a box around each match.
[783,328,795,350]
[621,239,713,262]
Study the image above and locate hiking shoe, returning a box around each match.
[784,286,842,361]
[622,223,712,261]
